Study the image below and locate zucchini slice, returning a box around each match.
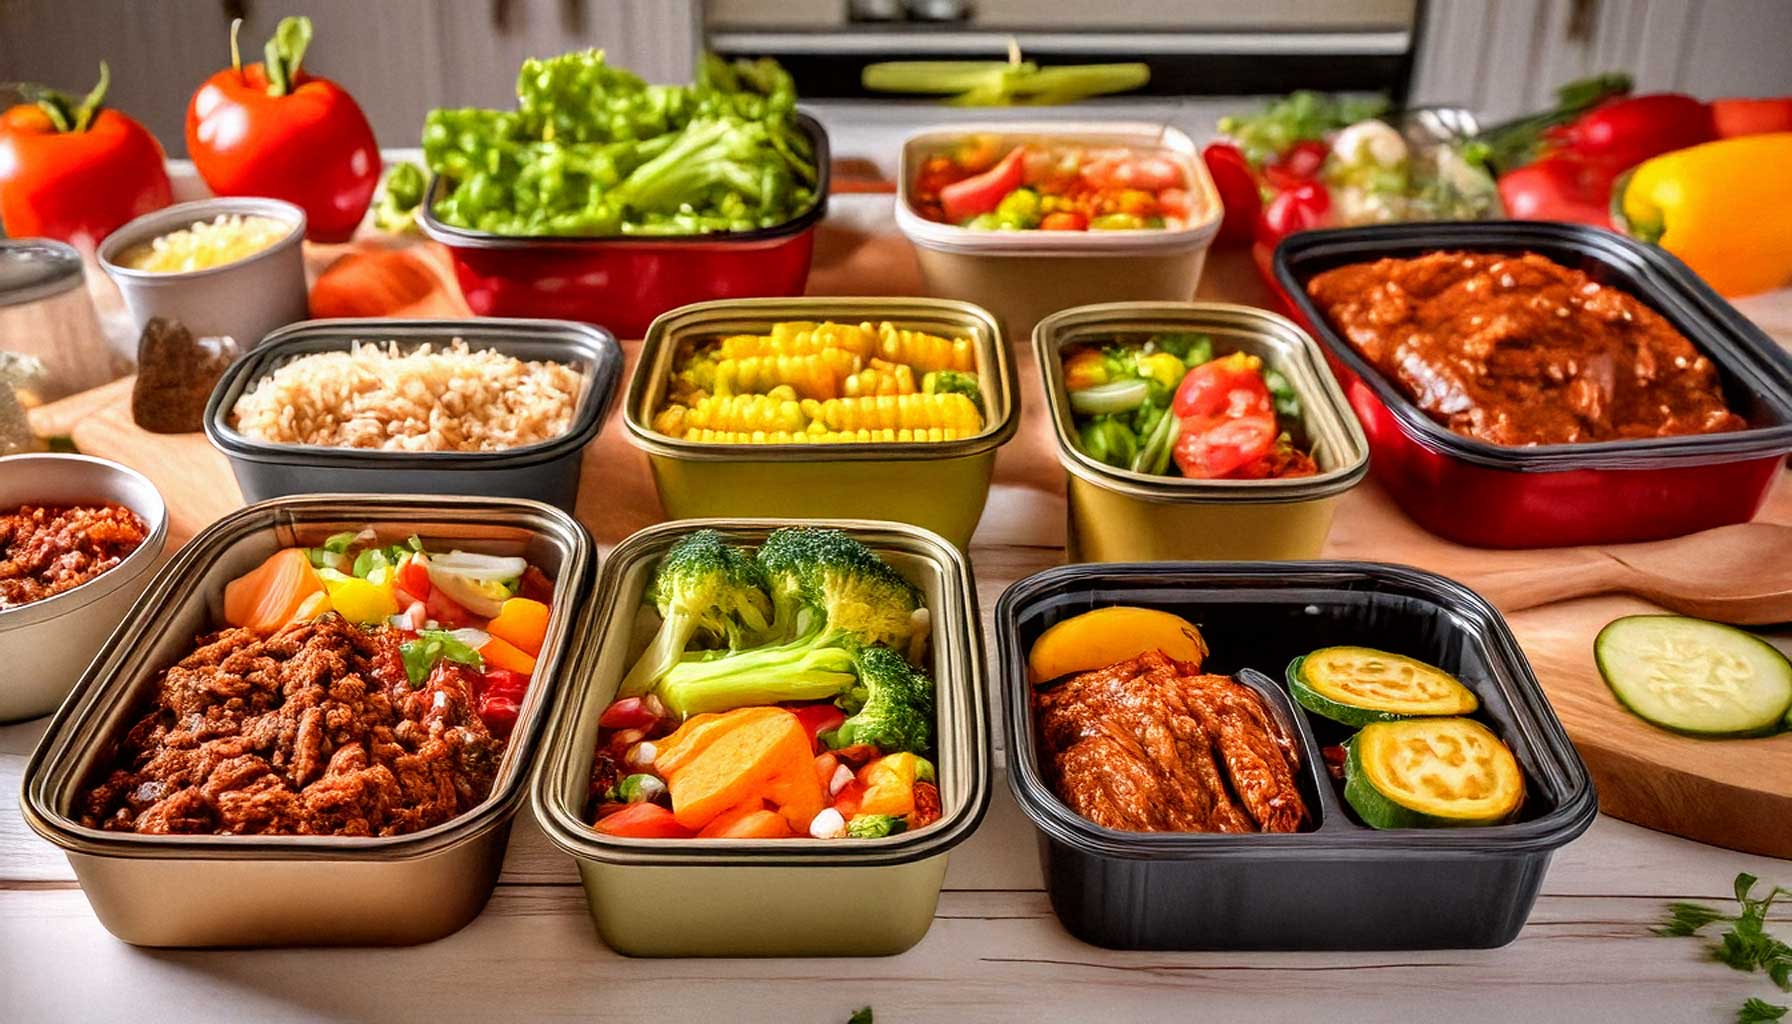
[1344,718,1525,829]
[1595,615,1792,739]
[1288,646,1479,727]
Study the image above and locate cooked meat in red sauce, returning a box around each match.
[0,503,147,610]
[1306,251,1746,446]
[1034,650,1306,833]
[80,615,502,837]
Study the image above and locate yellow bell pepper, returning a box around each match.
[1136,352,1188,390]
[317,567,399,625]
[1619,133,1792,297]
[856,752,936,817]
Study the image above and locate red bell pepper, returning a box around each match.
[598,696,663,733]
[1200,142,1260,247]
[1261,139,1328,192]
[1256,181,1330,248]
[593,802,694,839]
[1711,97,1792,139]
[939,145,1025,223]
[791,703,846,752]
[0,63,171,248]
[476,667,530,738]
[1544,93,1714,175]
[1497,155,1613,228]
[186,17,379,243]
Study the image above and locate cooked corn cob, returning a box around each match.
[717,321,877,362]
[713,349,861,400]
[681,390,807,434]
[800,393,981,433]
[685,427,975,444]
[842,358,918,398]
[874,322,975,374]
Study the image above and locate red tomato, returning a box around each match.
[1200,142,1260,247]
[1262,140,1328,191]
[393,556,431,604]
[1172,355,1273,420]
[599,696,662,732]
[424,585,473,628]
[1257,181,1330,245]
[1497,156,1613,228]
[593,802,694,839]
[939,145,1026,222]
[476,695,521,738]
[1711,97,1792,138]
[791,703,846,752]
[186,17,379,242]
[1173,413,1279,480]
[1111,155,1183,191]
[0,64,171,247]
[1155,188,1192,221]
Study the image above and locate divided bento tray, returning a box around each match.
[996,560,1598,951]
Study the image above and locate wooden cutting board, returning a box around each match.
[30,233,1792,859]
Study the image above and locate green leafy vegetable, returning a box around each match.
[1219,91,1388,167]
[322,532,358,554]
[1656,872,1792,1022]
[846,1009,873,1024]
[400,629,485,687]
[844,813,907,839]
[1742,998,1789,1023]
[374,161,427,234]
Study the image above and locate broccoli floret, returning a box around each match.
[617,530,773,698]
[845,814,908,839]
[829,645,935,754]
[652,528,922,716]
[922,370,984,415]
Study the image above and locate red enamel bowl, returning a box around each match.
[419,113,829,340]
[1273,222,1792,548]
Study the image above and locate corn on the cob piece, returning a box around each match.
[873,322,975,374]
[800,393,982,433]
[712,349,860,400]
[685,427,975,444]
[716,321,878,362]
[842,358,918,398]
[680,390,807,435]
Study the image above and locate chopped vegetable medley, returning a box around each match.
[1062,333,1316,480]
[912,136,1196,231]
[653,320,984,443]
[587,527,943,841]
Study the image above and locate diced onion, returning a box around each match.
[429,551,528,582]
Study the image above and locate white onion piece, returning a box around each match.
[447,627,490,650]
[430,551,528,582]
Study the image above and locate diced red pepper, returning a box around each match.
[791,703,846,752]
[394,556,431,605]
[1200,142,1260,247]
[480,668,530,701]
[593,802,694,839]
[832,779,866,819]
[1261,139,1328,191]
[424,584,473,628]
[939,145,1026,222]
[1256,181,1330,246]
[518,565,555,605]
[599,696,662,732]
[477,695,521,739]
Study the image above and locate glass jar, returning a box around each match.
[0,239,121,402]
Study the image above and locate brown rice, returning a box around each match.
[229,339,583,452]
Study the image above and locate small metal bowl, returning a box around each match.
[98,197,308,350]
[0,454,168,722]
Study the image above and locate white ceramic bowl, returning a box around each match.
[98,197,308,350]
[0,454,168,721]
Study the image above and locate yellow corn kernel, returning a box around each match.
[872,322,976,373]
[717,321,878,362]
[842,358,918,398]
[685,393,807,434]
[802,393,982,433]
[652,404,688,438]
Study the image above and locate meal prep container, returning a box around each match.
[531,518,990,957]
[205,317,621,512]
[0,454,167,722]
[1035,302,1368,561]
[98,197,309,349]
[896,122,1223,339]
[418,113,830,340]
[0,238,122,397]
[20,494,593,947]
[1274,222,1792,548]
[996,560,1597,951]
[624,297,1019,548]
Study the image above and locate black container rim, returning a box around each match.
[21,494,595,862]
[1273,221,1792,472]
[623,296,1021,464]
[995,559,1599,859]
[204,317,622,471]
[529,517,993,869]
[1033,300,1371,504]
[417,112,831,251]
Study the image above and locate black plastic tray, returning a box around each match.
[996,560,1598,950]
[205,318,621,512]
[1272,221,1792,472]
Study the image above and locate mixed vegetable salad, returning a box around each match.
[1061,333,1316,480]
[911,136,1197,231]
[653,320,984,444]
[417,51,818,237]
[587,527,942,841]
[222,529,555,738]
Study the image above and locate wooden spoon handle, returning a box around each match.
[1456,551,1633,615]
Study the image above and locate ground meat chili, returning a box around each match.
[0,503,147,610]
[1306,250,1746,446]
[1034,651,1307,833]
[80,615,503,837]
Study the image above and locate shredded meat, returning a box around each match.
[1307,251,1745,446]
[1034,651,1306,833]
[80,615,502,837]
[0,503,147,609]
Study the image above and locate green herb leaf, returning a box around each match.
[351,548,387,579]
[399,629,485,687]
[1740,998,1789,1024]
[847,1010,873,1024]
[322,531,358,554]
[1656,901,1727,937]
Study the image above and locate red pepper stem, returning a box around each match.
[24,61,108,134]
[262,15,315,98]
[230,18,243,75]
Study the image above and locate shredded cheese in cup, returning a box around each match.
[119,214,292,273]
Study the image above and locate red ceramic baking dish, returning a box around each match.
[418,113,829,340]
[1274,222,1792,548]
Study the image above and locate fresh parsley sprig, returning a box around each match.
[1656,873,1792,1023]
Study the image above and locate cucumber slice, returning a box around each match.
[1288,646,1479,727]
[1594,615,1792,738]
[1343,718,1525,829]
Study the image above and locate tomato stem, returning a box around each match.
[26,61,108,134]
[262,15,314,97]
[230,18,243,75]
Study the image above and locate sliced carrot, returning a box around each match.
[662,707,825,832]
[479,633,537,674]
[699,807,795,839]
[487,597,550,656]
[223,548,327,634]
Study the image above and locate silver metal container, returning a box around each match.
[531,519,991,957]
[205,318,622,513]
[21,495,593,947]
[98,197,308,349]
[0,454,168,722]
